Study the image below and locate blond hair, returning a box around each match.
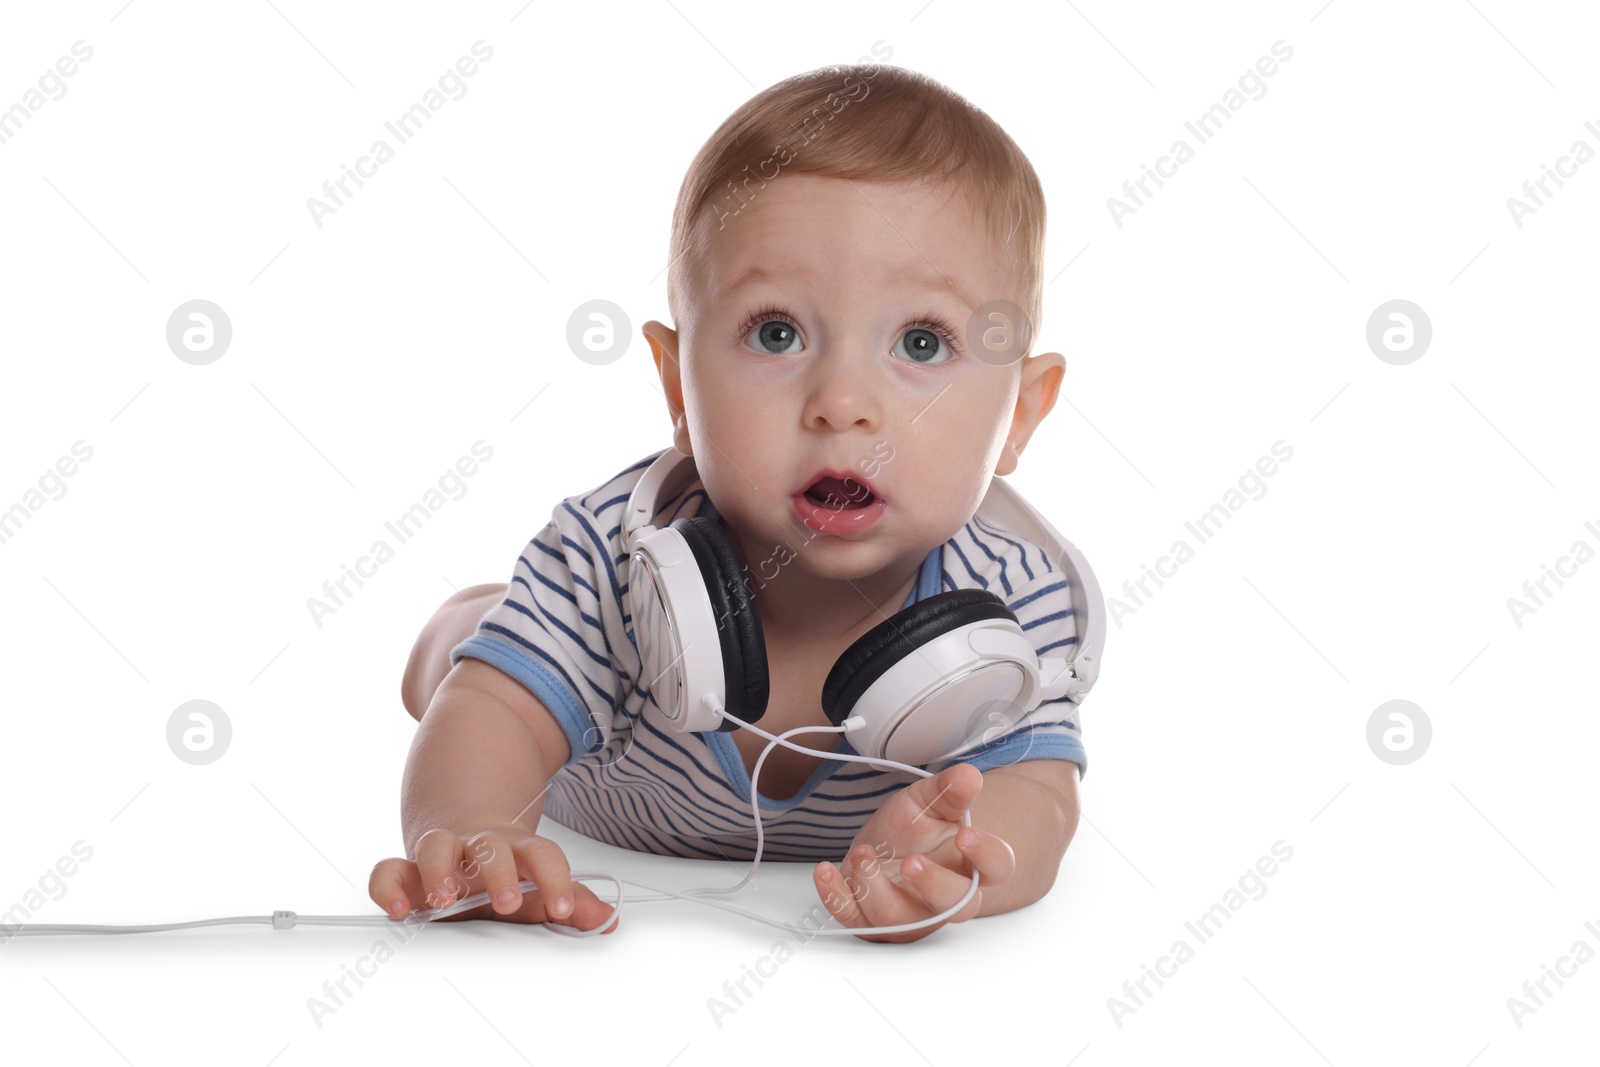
[667,63,1046,355]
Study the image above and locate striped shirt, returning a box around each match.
[450,453,1087,862]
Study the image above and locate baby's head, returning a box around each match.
[643,64,1064,594]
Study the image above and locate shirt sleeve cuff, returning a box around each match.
[933,730,1087,779]
[449,634,594,769]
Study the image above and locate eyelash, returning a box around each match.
[731,304,964,361]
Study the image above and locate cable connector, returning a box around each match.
[272,910,298,930]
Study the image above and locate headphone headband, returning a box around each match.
[976,466,1104,700]
[622,446,699,550]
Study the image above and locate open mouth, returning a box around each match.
[802,474,877,510]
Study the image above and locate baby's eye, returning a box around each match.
[893,326,952,366]
[744,317,803,355]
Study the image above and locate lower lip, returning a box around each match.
[791,491,887,536]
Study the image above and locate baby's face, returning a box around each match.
[647,174,1060,585]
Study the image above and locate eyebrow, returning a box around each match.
[721,263,979,315]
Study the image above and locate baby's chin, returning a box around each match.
[717,513,938,582]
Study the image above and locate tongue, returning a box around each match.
[806,476,872,508]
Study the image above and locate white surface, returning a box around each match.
[1,1,1595,1064]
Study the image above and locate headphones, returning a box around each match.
[620,446,1105,766]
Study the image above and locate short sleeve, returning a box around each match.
[449,500,628,770]
[926,566,1090,779]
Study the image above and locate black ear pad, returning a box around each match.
[672,515,769,731]
[821,589,1016,726]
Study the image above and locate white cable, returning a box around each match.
[2,710,979,941]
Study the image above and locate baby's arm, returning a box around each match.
[371,659,614,929]
[401,657,571,856]
[962,759,1081,915]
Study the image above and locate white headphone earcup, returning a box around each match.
[823,590,1040,764]
[625,525,704,731]
[626,518,768,734]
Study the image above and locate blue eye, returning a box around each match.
[743,316,803,355]
[894,326,951,365]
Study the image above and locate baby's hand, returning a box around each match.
[811,763,1014,943]
[368,825,618,933]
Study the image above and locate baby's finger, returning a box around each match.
[564,880,622,935]
[849,844,935,926]
[832,844,940,943]
[510,835,579,922]
[368,857,425,920]
[813,860,873,933]
[464,831,529,916]
[899,853,984,924]
[904,763,983,827]
[952,825,1015,886]
[414,828,472,909]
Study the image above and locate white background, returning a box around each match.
[2,1,1596,1063]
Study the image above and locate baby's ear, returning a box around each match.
[994,351,1065,475]
[642,319,679,369]
[1022,350,1066,414]
[642,320,691,455]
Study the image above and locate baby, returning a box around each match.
[371,62,1090,943]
